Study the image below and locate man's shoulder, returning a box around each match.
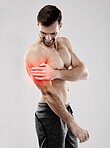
[29,41,42,52]
[58,37,70,46]
[58,37,71,50]
[25,41,45,66]
[58,36,69,42]
[26,41,44,56]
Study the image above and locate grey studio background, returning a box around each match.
[0,0,110,148]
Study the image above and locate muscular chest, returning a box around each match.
[46,45,71,70]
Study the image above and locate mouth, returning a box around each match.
[43,39,55,47]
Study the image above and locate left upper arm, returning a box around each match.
[62,37,84,68]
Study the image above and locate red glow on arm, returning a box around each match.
[26,62,50,88]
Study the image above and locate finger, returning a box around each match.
[31,67,45,70]
[31,67,46,71]
[31,67,38,70]
[81,134,89,143]
[32,73,47,77]
[87,132,90,139]
[31,70,46,74]
[82,137,87,143]
[80,138,85,143]
[85,131,89,140]
[39,63,47,67]
[35,77,48,80]
[79,135,86,143]
[79,138,83,143]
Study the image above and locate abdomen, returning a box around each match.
[52,79,70,104]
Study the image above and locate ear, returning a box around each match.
[60,22,62,28]
[36,20,39,26]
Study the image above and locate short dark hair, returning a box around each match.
[37,5,62,26]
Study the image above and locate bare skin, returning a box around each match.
[25,21,89,143]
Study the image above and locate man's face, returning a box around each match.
[38,21,62,47]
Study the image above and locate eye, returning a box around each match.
[40,32,46,35]
[51,32,57,36]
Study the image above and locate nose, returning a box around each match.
[45,34,52,42]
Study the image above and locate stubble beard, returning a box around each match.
[43,38,55,47]
[39,34,55,47]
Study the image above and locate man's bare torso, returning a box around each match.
[27,37,72,104]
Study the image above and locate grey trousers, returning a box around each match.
[35,103,78,148]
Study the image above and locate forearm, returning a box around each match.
[40,85,75,128]
[55,63,89,81]
[32,77,74,127]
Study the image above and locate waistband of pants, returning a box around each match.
[37,102,73,114]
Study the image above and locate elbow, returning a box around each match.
[42,87,57,104]
[79,62,89,80]
[41,86,50,95]
[40,85,53,98]
[82,66,89,80]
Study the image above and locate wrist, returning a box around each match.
[67,114,79,129]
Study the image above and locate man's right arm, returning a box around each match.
[31,77,89,143]
[33,77,75,125]
[25,47,89,143]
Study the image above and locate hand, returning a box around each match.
[72,123,89,143]
[31,63,56,81]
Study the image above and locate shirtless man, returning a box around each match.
[25,5,89,148]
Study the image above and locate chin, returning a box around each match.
[44,42,54,47]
